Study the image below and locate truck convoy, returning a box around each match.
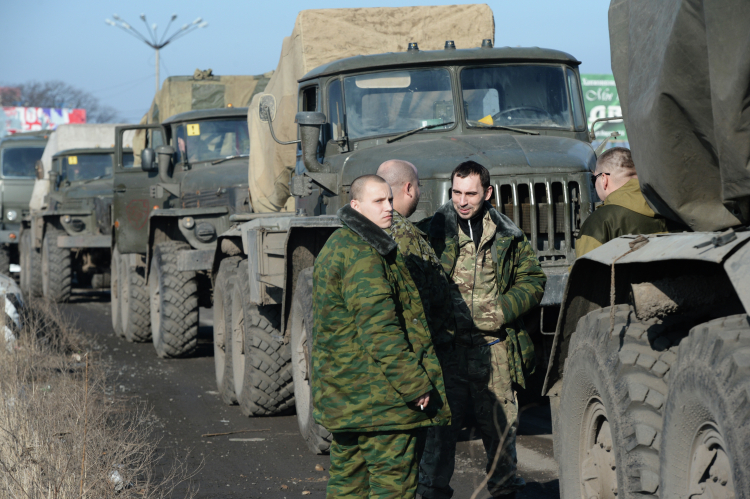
[204,4,597,454]
[111,72,270,357]
[543,1,750,498]
[0,131,48,276]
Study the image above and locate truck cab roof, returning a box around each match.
[53,148,117,158]
[300,46,581,82]
[163,107,249,125]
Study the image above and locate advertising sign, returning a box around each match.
[580,74,627,144]
[0,107,87,138]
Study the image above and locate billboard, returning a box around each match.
[0,106,87,138]
[580,74,627,144]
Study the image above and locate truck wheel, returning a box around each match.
[231,260,294,416]
[149,241,198,358]
[21,230,42,298]
[111,247,125,338]
[660,314,750,499]
[19,231,29,293]
[41,226,72,302]
[0,244,11,276]
[213,256,240,405]
[290,267,331,454]
[558,305,675,499]
[122,254,151,343]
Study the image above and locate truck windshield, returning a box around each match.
[343,69,455,140]
[62,153,113,182]
[1,147,45,178]
[173,118,249,164]
[461,65,578,129]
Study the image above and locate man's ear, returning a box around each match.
[350,199,360,212]
[484,185,494,201]
[404,181,414,198]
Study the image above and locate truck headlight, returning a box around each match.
[6,210,17,221]
[182,217,195,229]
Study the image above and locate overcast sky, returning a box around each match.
[1,1,612,123]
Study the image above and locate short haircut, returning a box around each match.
[451,161,490,190]
[376,159,418,188]
[597,147,636,178]
[350,174,388,201]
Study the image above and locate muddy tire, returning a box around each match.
[231,260,294,416]
[660,314,750,499]
[290,268,331,454]
[19,231,29,294]
[558,305,677,499]
[149,241,198,358]
[42,226,72,302]
[213,256,240,405]
[122,254,151,343]
[111,246,125,338]
[0,244,11,276]
[21,230,42,298]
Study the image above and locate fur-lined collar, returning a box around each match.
[337,205,398,256]
[429,200,523,241]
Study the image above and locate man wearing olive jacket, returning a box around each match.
[312,174,450,499]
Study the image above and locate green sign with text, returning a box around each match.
[581,73,627,142]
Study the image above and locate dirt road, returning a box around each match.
[64,291,559,498]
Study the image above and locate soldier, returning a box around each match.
[419,161,546,499]
[576,147,678,257]
[312,174,450,499]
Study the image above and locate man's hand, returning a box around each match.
[415,392,431,410]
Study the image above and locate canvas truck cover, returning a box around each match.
[29,124,132,211]
[247,4,495,212]
[609,0,750,231]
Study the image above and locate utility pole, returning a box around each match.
[106,13,208,94]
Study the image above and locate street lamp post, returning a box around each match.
[105,13,208,94]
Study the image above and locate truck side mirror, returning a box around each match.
[141,148,157,172]
[296,112,328,173]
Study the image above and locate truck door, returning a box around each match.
[113,125,166,255]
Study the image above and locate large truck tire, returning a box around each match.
[41,226,72,302]
[558,305,677,499]
[19,231,29,294]
[0,244,11,276]
[122,253,151,343]
[231,260,294,416]
[290,267,331,454]
[213,256,240,405]
[660,314,750,499]
[149,241,198,358]
[111,246,125,338]
[21,230,42,298]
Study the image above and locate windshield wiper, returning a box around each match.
[386,121,454,144]
[212,154,249,165]
[81,175,105,184]
[471,124,539,135]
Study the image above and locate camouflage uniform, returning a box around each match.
[313,205,450,498]
[419,201,546,499]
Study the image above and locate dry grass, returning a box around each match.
[0,299,200,498]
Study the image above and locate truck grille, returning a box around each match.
[493,175,588,264]
[181,190,232,209]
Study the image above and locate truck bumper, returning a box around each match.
[57,235,110,248]
[177,249,214,271]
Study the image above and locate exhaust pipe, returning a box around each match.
[295,112,328,173]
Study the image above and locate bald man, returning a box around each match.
[576,147,676,257]
[312,174,450,498]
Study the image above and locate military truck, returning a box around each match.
[0,131,48,276]
[208,5,597,453]
[26,147,133,302]
[110,72,270,357]
[543,1,750,498]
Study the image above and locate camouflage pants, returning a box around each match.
[418,341,524,498]
[327,429,426,499]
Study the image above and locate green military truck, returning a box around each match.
[112,107,252,357]
[25,147,133,302]
[543,1,750,497]
[208,6,597,453]
[0,131,49,276]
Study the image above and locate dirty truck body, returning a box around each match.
[544,1,750,498]
[27,147,130,302]
[112,107,251,358]
[0,132,48,275]
[210,45,597,452]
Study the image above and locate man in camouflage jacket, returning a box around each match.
[418,161,546,499]
[312,175,450,499]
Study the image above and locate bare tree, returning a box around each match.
[1,81,120,123]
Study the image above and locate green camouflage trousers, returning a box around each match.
[418,340,525,498]
[327,429,426,498]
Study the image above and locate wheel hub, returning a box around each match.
[581,400,618,499]
[688,425,735,499]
